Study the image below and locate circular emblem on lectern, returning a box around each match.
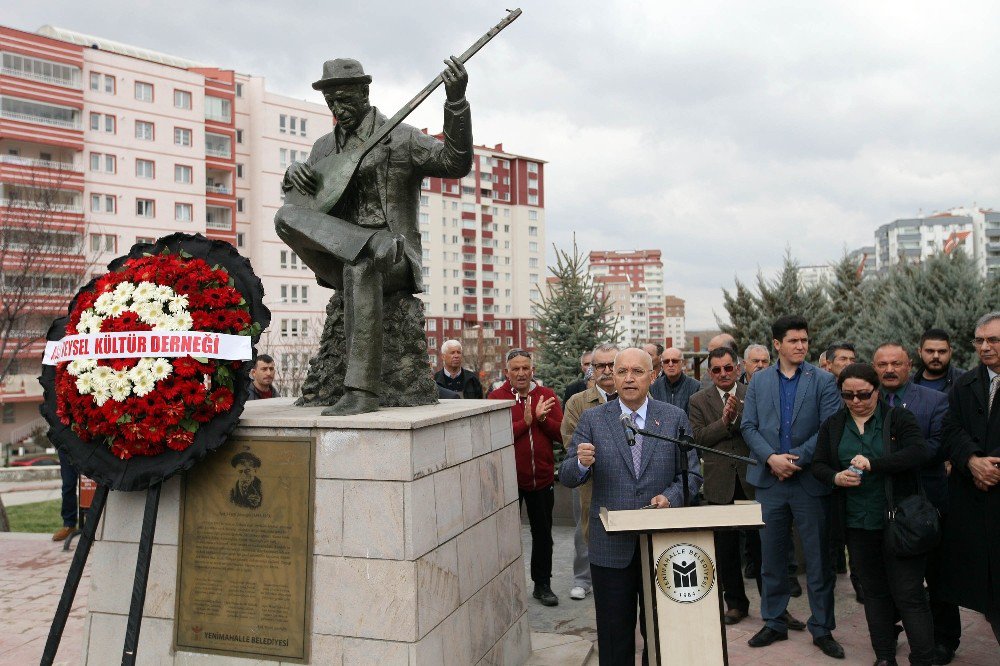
[655,543,715,603]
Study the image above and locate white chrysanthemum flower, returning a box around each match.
[172,311,194,331]
[153,285,173,302]
[110,370,131,391]
[68,359,94,376]
[91,365,113,381]
[92,389,111,406]
[75,373,95,394]
[152,315,176,331]
[136,358,155,372]
[131,373,155,397]
[135,303,162,326]
[131,282,157,303]
[110,384,131,402]
[76,313,100,334]
[149,358,172,381]
[113,281,134,298]
[167,295,189,313]
[107,302,126,318]
[93,293,115,315]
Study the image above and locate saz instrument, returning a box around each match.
[285,8,522,213]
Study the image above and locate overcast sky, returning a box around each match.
[10,2,1000,328]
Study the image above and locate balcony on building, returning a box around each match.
[1,52,82,89]
[204,96,232,124]
[205,168,232,195]
[205,132,232,159]
[0,183,82,214]
[0,96,81,130]
[206,205,232,231]
[0,140,81,173]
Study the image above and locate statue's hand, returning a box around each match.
[442,56,468,103]
[287,162,318,196]
[370,231,405,273]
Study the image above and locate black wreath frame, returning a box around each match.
[38,233,271,492]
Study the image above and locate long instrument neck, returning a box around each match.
[354,8,522,158]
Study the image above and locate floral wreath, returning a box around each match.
[40,233,270,491]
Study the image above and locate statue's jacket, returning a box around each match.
[282,101,473,294]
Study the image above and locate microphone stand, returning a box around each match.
[625,423,758,508]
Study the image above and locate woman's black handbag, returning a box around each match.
[884,475,940,558]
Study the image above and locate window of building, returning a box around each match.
[235,83,243,97]
[90,233,116,252]
[174,164,192,183]
[236,232,245,248]
[528,210,538,221]
[174,127,192,146]
[205,132,231,158]
[527,161,538,174]
[205,96,231,122]
[135,159,155,179]
[90,193,115,213]
[88,71,115,93]
[175,203,192,222]
[174,89,192,109]
[529,242,538,252]
[134,81,154,102]
[89,112,115,133]
[136,199,155,218]
[236,198,245,213]
[529,258,539,268]
[135,120,154,141]
[528,194,539,205]
[89,152,116,173]
[236,163,244,178]
[2,404,14,424]
[236,129,244,144]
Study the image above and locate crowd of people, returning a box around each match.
[435,311,1000,666]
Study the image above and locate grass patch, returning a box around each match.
[6,499,63,533]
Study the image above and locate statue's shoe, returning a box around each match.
[322,390,379,416]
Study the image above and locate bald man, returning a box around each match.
[651,347,701,414]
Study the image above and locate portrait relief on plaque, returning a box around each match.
[175,436,313,662]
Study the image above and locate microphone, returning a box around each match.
[619,413,637,447]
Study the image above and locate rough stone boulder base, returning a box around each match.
[298,292,438,408]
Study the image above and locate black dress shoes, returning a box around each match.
[781,610,806,631]
[873,660,897,666]
[748,626,788,647]
[931,644,956,665]
[532,583,559,607]
[723,608,748,625]
[813,635,846,659]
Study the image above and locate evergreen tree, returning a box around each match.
[825,253,868,345]
[533,239,621,396]
[718,279,766,353]
[753,251,833,357]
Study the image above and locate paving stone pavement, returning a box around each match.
[526,525,1000,665]
[1,525,995,666]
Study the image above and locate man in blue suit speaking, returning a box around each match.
[560,347,702,665]
[741,315,845,659]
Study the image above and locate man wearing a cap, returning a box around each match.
[230,450,263,509]
[275,57,473,416]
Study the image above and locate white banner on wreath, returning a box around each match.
[42,331,253,365]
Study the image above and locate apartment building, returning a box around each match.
[588,249,665,345]
[0,24,545,442]
[663,295,686,349]
[875,211,975,272]
[421,145,546,381]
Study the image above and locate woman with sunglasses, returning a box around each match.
[812,362,933,666]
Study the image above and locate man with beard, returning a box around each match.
[873,342,958,663]
[230,450,263,509]
[912,328,964,393]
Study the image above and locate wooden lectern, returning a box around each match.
[601,501,763,665]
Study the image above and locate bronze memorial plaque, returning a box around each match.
[175,436,313,662]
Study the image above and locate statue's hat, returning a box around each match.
[312,58,372,90]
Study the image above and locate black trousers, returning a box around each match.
[58,449,78,528]
[519,485,554,584]
[847,528,934,665]
[714,483,761,612]
[591,543,647,666]
[922,529,961,650]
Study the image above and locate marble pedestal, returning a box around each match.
[80,398,532,665]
